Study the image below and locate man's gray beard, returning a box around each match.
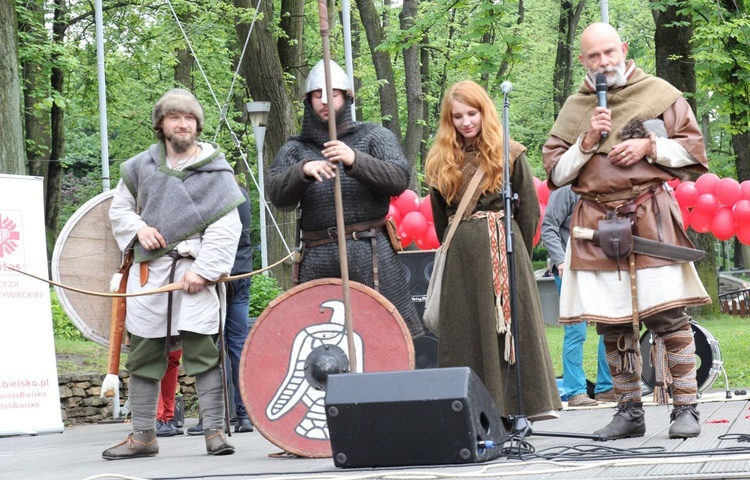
[168,134,196,153]
[590,59,627,87]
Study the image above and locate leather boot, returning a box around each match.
[102,431,159,460]
[594,401,646,440]
[669,404,700,439]
[204,428,235,455]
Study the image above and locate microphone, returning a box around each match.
[501,81,513,94]
[595,74,608,139]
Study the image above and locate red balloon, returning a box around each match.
[397,225,413,248]
[394,190,419,215]
[401,211,429,240]
[416,195,434,223]
[737,222,750,245]
[667,178,681,189]
[710,207,736,241]
[536,182,550,205]
[679,206,691,231]
[424,223,440,249]
[716,177,742,207]
[693,193,720,216]
[533,176,542,189]
[733,199,750,223]
[689,210,712,233]
[695,173,720,195]
[674,181,699,208]
[741,181,750,200]
[387,204,402,226]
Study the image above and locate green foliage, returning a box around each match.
[249,274,283,317]
[51,290,83,341]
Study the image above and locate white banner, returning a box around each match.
[0,174,64,435]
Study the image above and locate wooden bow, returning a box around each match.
[9,251,294,298]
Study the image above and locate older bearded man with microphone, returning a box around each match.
[543,22,710,441]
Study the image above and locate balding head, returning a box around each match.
[579,22,628,86]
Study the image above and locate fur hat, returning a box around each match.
[152,89,205,137]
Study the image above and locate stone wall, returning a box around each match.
[58,368,196,425]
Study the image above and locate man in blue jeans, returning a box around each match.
[189,186,254,434]
[541,185,614,406]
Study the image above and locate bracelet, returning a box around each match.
[578,133,598,155]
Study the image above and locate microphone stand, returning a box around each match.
[500,83,601,453]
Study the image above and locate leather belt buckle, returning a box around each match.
[327,227,337,239]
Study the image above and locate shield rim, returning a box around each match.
[239,278,415,458]
[51,190,124,348]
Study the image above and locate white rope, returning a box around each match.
[164,0,293,257]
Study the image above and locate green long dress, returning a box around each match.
[430,151,562,421]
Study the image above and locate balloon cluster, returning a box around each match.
[388,190,440,250]
[673,174,750,245]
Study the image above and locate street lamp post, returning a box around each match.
[246,101,271,270]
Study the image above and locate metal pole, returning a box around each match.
[254,124,268,271]
[342,0,356,120]
[95,0,110,191]
[600,0,609,23]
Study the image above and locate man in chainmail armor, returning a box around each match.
[266,59,424,339]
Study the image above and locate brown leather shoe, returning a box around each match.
[204,428,235,455]
[102,431,159,460]
[567,393,598,407]
[594,389,617,403]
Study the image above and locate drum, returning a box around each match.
[640,321,721,394]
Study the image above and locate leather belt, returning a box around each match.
[302,225,384,248]
[580,179,662,204]
[301,219,386,247]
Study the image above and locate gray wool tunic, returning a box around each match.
[266,99,424,338]
[430,152,562,420]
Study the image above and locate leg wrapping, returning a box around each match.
[604,332,642,403]
[658,325,697,406]
[196,366,225,431]
[130,374,160,432]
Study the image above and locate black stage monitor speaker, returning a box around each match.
[325,367,506,468]
[398,250,439,369]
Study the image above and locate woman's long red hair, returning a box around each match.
[424,81,507,204]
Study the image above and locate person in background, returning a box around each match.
[265,59,424,340]
[156,342,183,436]
[541,184,614,407]
[188,187,254,435]
[543,22,710,440]
[425,80,562,424]
[105,88,243,459]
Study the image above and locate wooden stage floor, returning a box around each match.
[4,389,750,480]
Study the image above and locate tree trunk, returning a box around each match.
[552,0,585,118]
[279,0,305,94]
[46,0,67,258]
[356,0,401,139]
[399,0,423,185]
[419,38,431,173]
[234,0,298,287]
[20,0,51,183]
[0,1,25,175]
[654,5,720,315]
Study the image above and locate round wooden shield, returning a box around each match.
[51,190,126,350]
[239,278,415,458]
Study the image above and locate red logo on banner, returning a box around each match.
[0,214,21,258]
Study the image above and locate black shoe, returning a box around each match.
[187,419,204,436]
[234,417,254,433]
[156,420,178,438]
[169,419,184,435]
[593,401,646,440]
